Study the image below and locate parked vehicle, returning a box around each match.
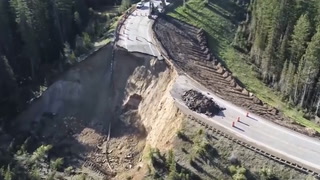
[137,2,144,8]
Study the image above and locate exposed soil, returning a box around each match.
[153,15,320,138]
[182,90,226,117]
[8,44,185,179]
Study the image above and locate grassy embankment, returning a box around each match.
[168,0,320,132]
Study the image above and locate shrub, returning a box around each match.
[51,158,64,171]
[228,165,237,175]
[29,168,41,180]
[177,130,184,138]
[83,32,93,49]
[166,150,174,168]
[2,165,13,180]
[168,171,180,180]
[30,145,52,163]
[238,167,246,175]
[233,173,247,180]
[260,167,276,180]
[77,173,87,180]
[65,166,74,175]
[47,172,56,180]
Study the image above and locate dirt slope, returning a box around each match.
[111,48,186,179]
[7,45,185,179]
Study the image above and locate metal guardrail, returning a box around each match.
[114,6,137,43]
[189,116,320,178]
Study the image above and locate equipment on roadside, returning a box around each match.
[149,1,155,15]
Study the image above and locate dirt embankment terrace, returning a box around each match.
[153,15,319,138]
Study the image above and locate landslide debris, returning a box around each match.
[182,90,225,116]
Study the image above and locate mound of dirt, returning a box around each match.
[182,90,225,116]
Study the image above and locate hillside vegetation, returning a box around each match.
[0,0,132,125]
[144,119,312,180]
[168,0,320,131]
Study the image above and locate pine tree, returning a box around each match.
[285,61,295,98]
[0,1,14,56]
[290,14,311,67]
[10,0,40,78]
[299,26,320,107]
[279,60,288,92]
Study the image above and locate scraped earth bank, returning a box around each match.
[105,47,186,179]
[9,45,184,179]
[154,15,319,138]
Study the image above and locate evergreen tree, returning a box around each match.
[10,0,40,78]
[289,14,311,67]
[279,60,288,92]
[299,26,320,107]
[0,1,15,57]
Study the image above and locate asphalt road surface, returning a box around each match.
[117,1,163,57]
[171,75,320,173]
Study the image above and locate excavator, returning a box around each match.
[148,1,155,18]
[148,0,166,18]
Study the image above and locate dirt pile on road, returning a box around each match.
[182,90,225,116]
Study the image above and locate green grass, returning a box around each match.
[168,0,236,55]
[168,0,320,132]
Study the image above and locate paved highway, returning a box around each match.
[171,75,320,173]
[117,1,164,56]
[116,2,320,175]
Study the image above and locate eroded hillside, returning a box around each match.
[2,44,185,179]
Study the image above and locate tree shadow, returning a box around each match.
[189,159,217,179]
[207,0,248,22]
[176,162,202,180]
[205,4,237,24]
[178,132,194,144]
